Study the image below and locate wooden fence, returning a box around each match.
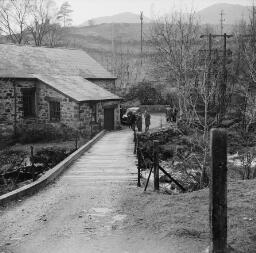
[134,128,230,252]
[133,130,186,192]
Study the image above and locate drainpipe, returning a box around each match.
[13,80,17,137]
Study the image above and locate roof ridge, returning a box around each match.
[0,43,115,79]
[0,42,85,52]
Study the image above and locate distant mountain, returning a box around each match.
[197,3,250,24]
[80,12,151,26]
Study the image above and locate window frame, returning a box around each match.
[22,88,36,118]
[49,100,61,122]
[90,103,97,123]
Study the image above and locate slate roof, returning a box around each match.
[35,75,120,102]
[0,44,120,102]
[0,44,115,79]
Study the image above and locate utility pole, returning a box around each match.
[207,34,212,91]
[140,11,143,66]
[220,10,225,36]
[111,23,115,76]
[199,34,212,90]
[200,33,233,124]
[252,4,256,43]
[253,4,255,33]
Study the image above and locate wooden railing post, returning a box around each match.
[137,133,142,187]
[75,131,78,150]
[153,140,159,191]
[137,150,141,187]
[30,146,35,180]
[30,146,34,167]
[209,128,227,253]
[134,130,137,154]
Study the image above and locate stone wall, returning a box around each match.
[0,79,35,137]
[79,100,121,136]
[89,79,117,95]
[0,79,80,137]
[0,78,121,138]
[36,81,79,128]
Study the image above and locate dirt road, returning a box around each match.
[0,115,206,253]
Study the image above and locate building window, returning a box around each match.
[22,88,35,118]
[49,101,61,122]
[91,103,97,123]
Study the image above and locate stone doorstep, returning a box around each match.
[203,245,242,253]
[0,130,106,206]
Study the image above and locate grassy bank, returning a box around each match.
[120,178,256,252]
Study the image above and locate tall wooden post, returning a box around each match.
[219,33,227,123]
[133,130,137,154]
[30,146,35,180]
[209,128,227,253]
[153,140,159,191]
[140,11,143,66]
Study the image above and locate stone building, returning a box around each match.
[0,44,121,137]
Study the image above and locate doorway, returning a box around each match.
[104,108,115,130]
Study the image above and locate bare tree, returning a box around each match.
[150,12,227,188]
[28,0,57,46]
[150,12,201,120]
[0,0,31,44]
[44,22,62,47]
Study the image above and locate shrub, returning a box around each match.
[124,81,167,105]
[33,147,73,168]
[16,124,78,144]
[0,150,28,172]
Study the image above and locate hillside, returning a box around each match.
[78,4,250,27]
[80,12,151,26]
[52,3,254,93]
[197,3,250,24]
[64,23,153,55]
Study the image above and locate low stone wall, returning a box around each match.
[140,105,169,113]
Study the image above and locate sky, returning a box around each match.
[55,0,252,25]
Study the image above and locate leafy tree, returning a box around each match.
[57,1,72,27]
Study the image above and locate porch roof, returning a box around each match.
[35,75,120,102]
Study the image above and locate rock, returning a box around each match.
[159,174,172,183]
[17,179,33,188]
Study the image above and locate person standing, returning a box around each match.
[144,110,151,132]
[172,106,178,122]
[165,107,171,122]
[136,112,143,132]
[130,113,137,131]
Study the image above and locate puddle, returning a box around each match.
[91,208,112,214]
[112,214,127,223]
[88,208,112,217]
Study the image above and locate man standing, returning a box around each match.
[130,113,137,131]
[136,112,143,132]
[144,110,151,132]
